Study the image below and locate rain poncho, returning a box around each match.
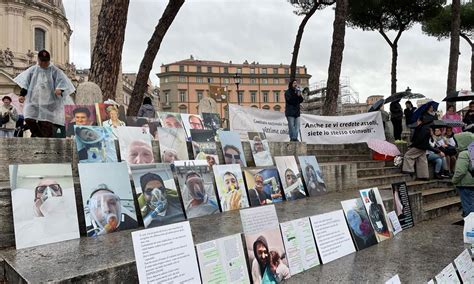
[13,64,75,126]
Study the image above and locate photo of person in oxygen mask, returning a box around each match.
[74,125,118,163]
[9,164,80,249]
[78,162,139,237]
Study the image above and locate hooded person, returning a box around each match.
[13,50,75,137]
[184,171,219,218]
[137,172,185,227]
[452,132,474,217]
[251,236,277,284]
[367,189,390,237]
[137,97,156,118]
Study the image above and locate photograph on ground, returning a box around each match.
[248,132,274,166]
[64,104,97,137]
[341,198,379,250]
[157,127,189,163]
[243,167,284,206]
[274,156,306,201]
[213,164,249,211]
[359,187,393,242]
[74,125,117,163]
[298,156,327,196]
[219,130,247,167]
[116,126,154,166]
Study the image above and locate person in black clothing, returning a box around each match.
[404,101,416,126]
[390,99,403,140]
[285,79,304,142]
[463,101,474,126]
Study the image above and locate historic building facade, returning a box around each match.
[157,57,311,117]
[0,0,72,96]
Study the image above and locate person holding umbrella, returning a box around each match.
[390,99,403,142]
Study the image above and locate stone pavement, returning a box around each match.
[0,188,464,283]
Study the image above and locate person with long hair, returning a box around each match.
[284,79,304,142]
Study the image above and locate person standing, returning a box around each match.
[452,132,474,217]
[0,96,18,137]
[13,50,75,137]
[285,79,304,142]
[463,101,474,126]
[390,99,403,141]
[404,101,416,126]
[137,97,156,118]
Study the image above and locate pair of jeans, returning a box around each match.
[427,153,444,174]
[287,116,300,141]
[457,187,474,217]
[0,129,14,137]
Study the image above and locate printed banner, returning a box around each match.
[300,112,385,144]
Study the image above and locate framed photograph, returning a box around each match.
[298,156,327,196]
[274,156,306,201]
[78,162,138,236]
[125,116,161,140]
[74,126,117,163]
[9,163,80,249]
[131,164,185,228]
[181,113,204,140]
[157,127,189,163]
[174,160,219,218]
[243,167,284,206]
[96,103,126,128]
[158,112,184,129]
[359,187,393,242]
[341,198,378,250]
[248,132,273,166]
[202,112,221,132]
[219,130,247,167]
[116,126,155,166]
[64,104,97,137]
[190,129,219,168]
[212,164,249,211]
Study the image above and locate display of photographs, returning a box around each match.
[64,104,97,137]
[190,129,219,168]
[174,160,220,218]
[9,163,80,249]
[125,116,161,140]
[243,167,284,206]
[248,132,273,166]
[202,112,221,132]
[116,126,155,166]
[391,182,414,230]
[74,126,117,163]
[212,164,249,211]
[359,188,393,242]
[96,103,126,128]
[130,164,185,228]
[298,156,327,196]
[78,163,138,236]
[158,112,184,129]
[274,156,306,201]
[157,127,189,163]
[340,198,378,251]
[244,228,291,283]
[219,130,247,167]
[181,113,205,140]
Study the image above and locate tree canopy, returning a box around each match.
[422,1,474,39]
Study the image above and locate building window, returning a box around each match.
[263,91,269,103]
[223,78,230,84]
[285,68,289,74]
[179,105,187,113]
[197,91,203,101]
[196,77,203,83]
[273,78,279,84]
[296,68,300,74]
[250,68,255,74]
[179,91,187,102]
[250,91,257,103]
[34,28,46,51]
[237,67,242,74]
[207,77,213,83]
[250,78,256,84]
[238,91,244,104]
[165,66,169,72]
[179,65,185,72]
[251,105,258,108]
[207,66,212,73]
[263,105,270,110]
[273,68,278,74]
[224,67,228,74]
[273,91,280,102]
[164,92,169,104]
[163,77,169,83]
[179,76,186,82]
[261,68,267,74]
[262,78,268,85]
[274,105,281,112]
[197,66,202,73]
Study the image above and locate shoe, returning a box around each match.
[435,173,449,179]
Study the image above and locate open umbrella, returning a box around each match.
[367,139,401,157]
[411,101,439,124]
[368,98,384,112]
[442,90,474,102]
[443,119,465,128]
[430,120,448,129]
[384,87,425,104]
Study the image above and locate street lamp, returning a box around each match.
[234,73,241,99]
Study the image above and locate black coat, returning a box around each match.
[285,88,304,117]
[404,107,416,125]
[390,101,403,120]
[410,123,439,153]
[463,110,474,125]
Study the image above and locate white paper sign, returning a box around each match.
[385,274,401,284]
[280,218,320,275]
[240,205,279,235]
[131,221,200,284]
[310,210,356,264]
[435,263,461,284]
[387,211,403,235]
[300,111,385,144]
[196,234,250,284]
[453,249,474,283]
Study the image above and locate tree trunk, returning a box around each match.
[89,0,130,101]
[461,34,474,92]
[391,45,398,95]
[290,3,319,82]
[322,0,348,116]
[447,0,461,108]
[127,0,185,116]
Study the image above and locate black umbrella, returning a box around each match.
[430,120,448,129]
[384,87,425,104]
[442,90,474,102]
[368,98,385,112]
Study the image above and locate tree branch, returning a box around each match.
[378,29,393,47]
[461,32,473,48]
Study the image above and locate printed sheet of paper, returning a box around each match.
[435,263,461,284]
[131,221,200,284]
[385,274,401,284]
[453,249,474,283]
[280,217,320,275]
[196,234,250,284]
[310,210,356,264]
[240,205,279,234]
[387,211,403,235]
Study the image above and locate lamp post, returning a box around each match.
[231,73,241,129]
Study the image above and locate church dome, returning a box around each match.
[37,0,67,17]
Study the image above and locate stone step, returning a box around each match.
[355,160,387,169]
[422,187,458,204]
[316,154,372,163]
[310,149,370,156]
[358,174,414,189]
[378,180,453,192]
[423,196,461,220]
[357,167,401,178]
[307,143,369,151]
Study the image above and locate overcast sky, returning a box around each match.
[63,0,472,110]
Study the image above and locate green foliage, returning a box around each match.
[288,0,335,16]
[422,2,474,40]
